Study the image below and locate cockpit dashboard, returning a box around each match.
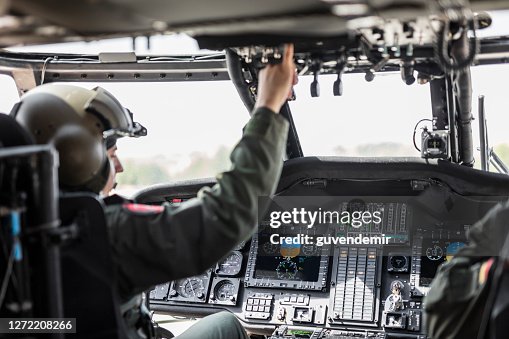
[143,157,509,339]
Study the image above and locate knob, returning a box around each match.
[311,74,320,97]
[365,71,375,82]
[276,306,286,321]
[333,75,343,96]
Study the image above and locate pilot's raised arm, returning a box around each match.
[106,45,296,298]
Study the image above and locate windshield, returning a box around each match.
[0,74,19,113]
[50,81,249,197]
[471,64,509,169]
[290,70,509,168]
[2,29,509,187]
[4,36,250,197]
[290,72,432,157]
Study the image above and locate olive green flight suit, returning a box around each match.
[425,200,509,339]
[104,107,289,338]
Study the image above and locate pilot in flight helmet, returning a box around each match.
[12,84,146,193]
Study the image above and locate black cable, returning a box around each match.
[0,162,4,193]
[412,119,433,152]
[40,56,55,85]
[434,17,479,72]
[275,178,312,196]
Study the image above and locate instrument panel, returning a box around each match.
[168,270,212,303]
[148,178,503,339]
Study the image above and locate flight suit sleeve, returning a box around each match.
[106,107,289,298]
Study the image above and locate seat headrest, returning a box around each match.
[0,113,34,147]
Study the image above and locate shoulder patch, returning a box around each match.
[122,203,164,215]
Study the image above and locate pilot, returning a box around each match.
[12,44,297,338]
[424,200,509,338]
[100,135,124,197]
[101,117,245,339]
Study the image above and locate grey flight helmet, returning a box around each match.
[12,84,146,193]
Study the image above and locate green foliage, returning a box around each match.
[172,146,230,180]
[354,143,415,157]
[117,159,170,185]
[494,143,509,169]
[116,146,231,186]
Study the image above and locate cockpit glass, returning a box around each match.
[0,74,19,113]
[470,64,509,170]
[290,73,432,157]
[56,81,249,197]
[477,10,509,38]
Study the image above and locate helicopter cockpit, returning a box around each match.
[1,1,509,339]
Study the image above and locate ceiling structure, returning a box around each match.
[0,0,508,48]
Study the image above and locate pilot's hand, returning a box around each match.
[255,44,297,113]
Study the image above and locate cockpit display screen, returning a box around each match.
[253,233,322,282]
[245,230,330,291]
[419,238,466,286]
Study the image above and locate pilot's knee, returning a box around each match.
[213,311,241,326]
[209,311,247,336]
